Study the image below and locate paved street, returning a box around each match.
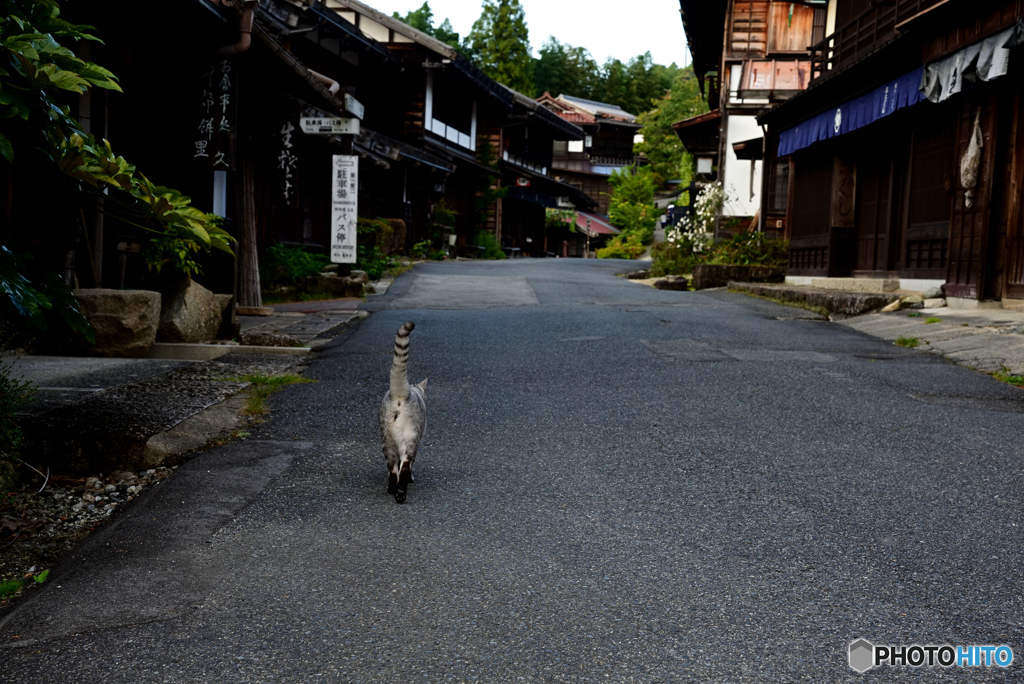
[2,258,1024,682]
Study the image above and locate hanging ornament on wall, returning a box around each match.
[960,108,983,209]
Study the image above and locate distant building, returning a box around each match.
[536,93,642,216]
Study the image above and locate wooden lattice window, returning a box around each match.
[766,159,789,213]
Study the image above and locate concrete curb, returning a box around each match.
[728,281,900,317]
[147,343,311,360]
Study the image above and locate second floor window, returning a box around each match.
[767,2,819,53]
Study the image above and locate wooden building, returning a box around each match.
[759,0,1024,304]
[52,0,593,306]
[256,0,591,258]
[536,93,642,216]
[674,0,823,235]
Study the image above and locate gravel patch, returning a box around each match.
[0,467,175,609]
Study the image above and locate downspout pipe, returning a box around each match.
[215,4,254,56]
[307,69,340,95]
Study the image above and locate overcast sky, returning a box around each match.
[366,0,691,68]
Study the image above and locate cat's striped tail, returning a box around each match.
[389,321,415,399]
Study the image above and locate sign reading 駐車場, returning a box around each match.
[331,155,358,264]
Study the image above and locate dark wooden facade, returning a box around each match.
[42,0,594,305]
[761,0,1024,302]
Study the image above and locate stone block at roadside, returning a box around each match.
[74,289,160,358]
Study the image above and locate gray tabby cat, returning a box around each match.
[379,321,427,503]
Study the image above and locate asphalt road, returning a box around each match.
[2,258,1023,682]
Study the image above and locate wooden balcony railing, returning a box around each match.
[808,0,946,83]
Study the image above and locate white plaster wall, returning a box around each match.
[722,114,762,217]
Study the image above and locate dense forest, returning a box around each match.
[393,1,707,185]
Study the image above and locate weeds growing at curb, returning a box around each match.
[234,373,315,416]
[895,336,920,348]
[925,317,942,324]
[907,312,921,317]
[992,366,1024,388]
[0,568,44,602]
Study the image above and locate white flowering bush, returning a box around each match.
[666,181,724,253]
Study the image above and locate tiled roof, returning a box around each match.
[560,111,596,124]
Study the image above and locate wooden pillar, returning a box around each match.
[237,154,261,307]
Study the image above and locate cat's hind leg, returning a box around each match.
[394,460,412,503]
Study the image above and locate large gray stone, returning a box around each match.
[73,289,161,358]
[157,278,223,343]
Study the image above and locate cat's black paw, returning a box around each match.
[394,491,406,504]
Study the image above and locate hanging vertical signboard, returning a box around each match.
[278,120,298,205]
[195,59,236,170]
[331,155,358,263]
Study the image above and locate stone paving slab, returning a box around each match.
[728,281,899,316]
[239,307,361,346]
[839,309,1024,374]
[727,281,1024,375]
[17,354,303,474]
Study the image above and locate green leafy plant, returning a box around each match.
[356,218,397,280]
[650,240,698,277]
[56,134,234,278]
[430,199,458,229]
[907,311,921,317]
[0,579,21,598]
[473,230,506,259]
[596,233,646,259]
[0,247,94,343]
[260,243,330,289]
[409,240,444,261]
[711,230,789,267]
[634,68,707,187]
[409,241,432,259]
[545,208,577,231]
[894,336,920,348]
[925,317,942,324]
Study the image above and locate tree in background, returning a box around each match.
[596,166,659,260]
[465,0,533,94]
[635,67,707,187]
[391,2,460,49]
[533,38,600,100]
[594,53,678,116]
[606,166,658,242]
